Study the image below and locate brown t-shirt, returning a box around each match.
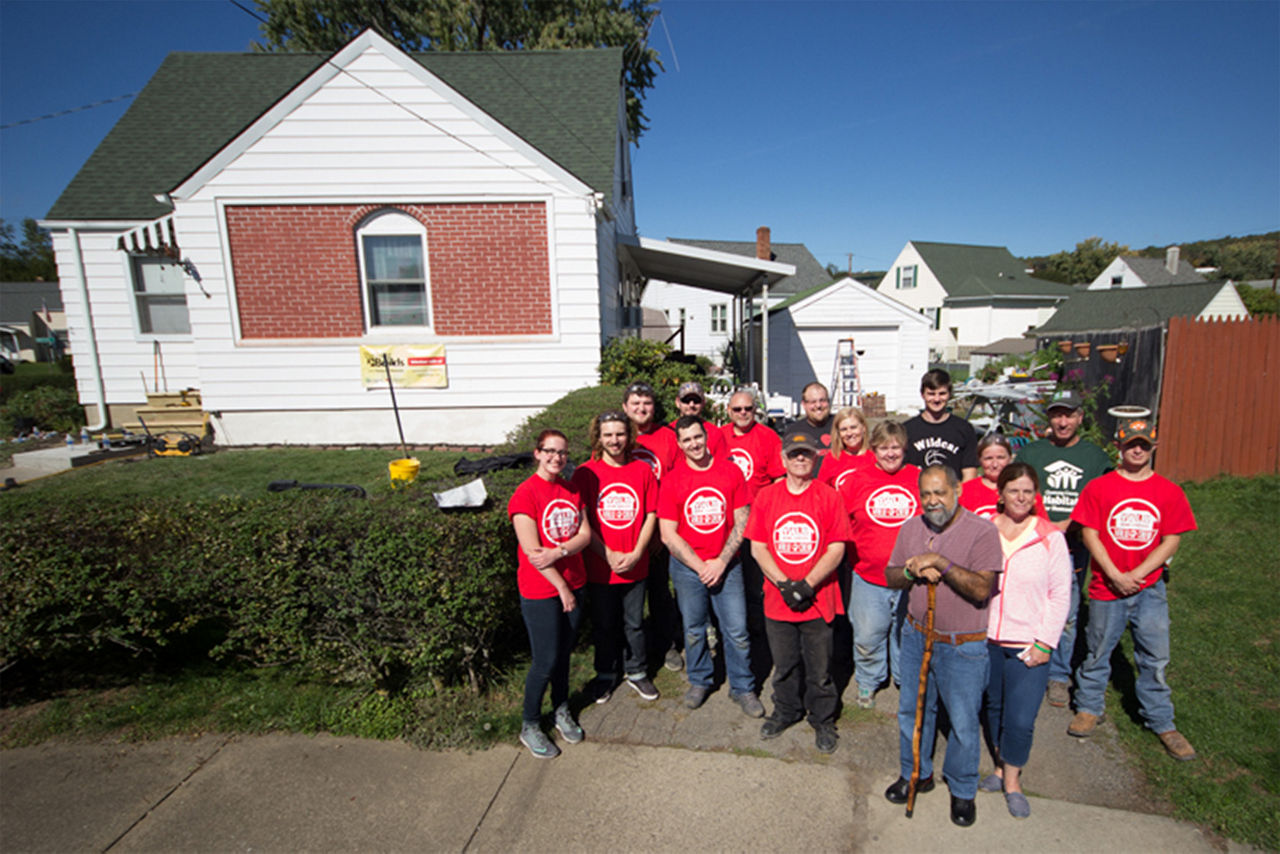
[889,508,1002,634]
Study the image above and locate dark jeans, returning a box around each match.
[589,579,648,682]
[985,644,1051,768]
[765,617,837,728]
[647,544,682,655]
[521,590,583,723]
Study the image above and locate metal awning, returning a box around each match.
[618,235,795,295]
[117,215,180,258]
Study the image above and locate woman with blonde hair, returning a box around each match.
[817,406,873,490]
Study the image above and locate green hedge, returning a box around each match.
[1,472,527,694]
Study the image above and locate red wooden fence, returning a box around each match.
[1158,315,1280,481]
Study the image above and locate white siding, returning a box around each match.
[1198,284,1250,320]
[641,281,787,363]
[876,242,951,357]
[1088,258,1138,290]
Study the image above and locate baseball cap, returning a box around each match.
[782,431,820,455]
[1115,417,1157,444]
[678,381,705,401]
[1045,389,1083,412]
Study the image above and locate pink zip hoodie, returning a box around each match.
[987,516,1072,647]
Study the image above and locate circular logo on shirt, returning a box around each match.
[923,448,950,467]
[541,498,580,543]
[1106,498,1162,550]
[865,485,918,528]
[729,448,754,481]
[772,511,820,565]
[633,446,661,479]
[834,469,858,490]
[973,504,998,521]
[683,486,727,534]
[597,482,640,530]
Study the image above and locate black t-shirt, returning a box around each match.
[787,415,834,451]
[904,414,978,477]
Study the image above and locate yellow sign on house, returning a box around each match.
[360,344,448,389]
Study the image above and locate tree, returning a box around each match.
[1030,237,1128,285]
[252,0,662,140]
[1236,284,1278,317]
[0,218,57,282]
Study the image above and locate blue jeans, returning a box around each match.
[520,590,584,724]
[850,574,904,692]
[669,555,754,696]
[1074,580,1175,733]
[1048,540,1089,684]
[986,644,1051,767]
[897,621,989,799]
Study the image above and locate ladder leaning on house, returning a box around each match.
[830,338,864,409]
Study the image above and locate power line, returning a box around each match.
[1,92,137,130]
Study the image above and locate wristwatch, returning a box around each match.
[559,545,569,559]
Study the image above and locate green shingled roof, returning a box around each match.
[1034,281,1231,334]
[912,241,1072,300]
[47,46,623,221]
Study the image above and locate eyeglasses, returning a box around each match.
[537,447,570,458]
[730,406,754,413]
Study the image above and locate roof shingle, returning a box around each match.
[667,239,831,295]
[911,241,1073,300]
[1034,281,1231,334]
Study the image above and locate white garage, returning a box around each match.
[757,277,930,415]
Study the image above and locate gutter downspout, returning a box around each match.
[68,227,108,431]
[761,279,770,403]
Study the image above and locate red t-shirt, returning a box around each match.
[840,463,922,585]
[669,418,728,461]
[657,456,750,561]
[720,422,784,500]
[507,473,587,599]
[959,478,1047,521]
[746,480,852,623]
[571,458,658,584]
[634,424,680,482]
[816,449,874,492]
[1071,470,1196,601]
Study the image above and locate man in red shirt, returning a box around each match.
[747,431,851,752]
[669,380,727,460]
[1067,418,1198,762]
[659,415,761,716]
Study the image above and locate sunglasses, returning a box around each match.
[680,395,703,404]
[625,382,655,396]
[730,406,754,413]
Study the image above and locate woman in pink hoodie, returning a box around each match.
[981,462,1071,818]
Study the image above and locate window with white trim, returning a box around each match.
[711,303,727,333]
[919,306,941,330]
[897,264,917,289]
[130,256,190,335]
[357,210,429,328]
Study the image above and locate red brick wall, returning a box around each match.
[225,202,552,338]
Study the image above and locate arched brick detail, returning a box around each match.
[226,202,552,339]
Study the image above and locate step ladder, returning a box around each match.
[830,338,864,409]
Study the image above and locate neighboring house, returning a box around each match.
[41,31,789,445]
[967,336,1037,374]
[1088,247,1206,290]
[0,281,66,362]
[1034,280,1249,335]
[877,241,1073,362]
[752,276,930,414]
[640,229,830,364]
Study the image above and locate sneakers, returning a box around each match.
[626,676,660,701]
[732,691,765,718]
[553,705,584,744]
[589,679,615,705]
[664,648,685,672]
[814,725,838,754]
[683,684,710,710]
[760,716,799,739]
[1046,680,1070,708]
[1067,711,1100,737]
[1158,730,1198,761]
[855,688,875,710]
[520,724,561,759]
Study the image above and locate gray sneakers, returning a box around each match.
[554,705,584,744]
[519,724,560,759]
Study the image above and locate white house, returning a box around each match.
[877,241,1073,361]
[41,31,791,446]
[754,277,930,413]
[1088,247,1206,289]
[640,230,832,364]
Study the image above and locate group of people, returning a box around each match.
[507,369,1197,829]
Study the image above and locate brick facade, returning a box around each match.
[226,202,552,339]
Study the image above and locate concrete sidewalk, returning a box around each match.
[1,730,1239,853]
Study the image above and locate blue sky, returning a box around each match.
[2,0,1277,272]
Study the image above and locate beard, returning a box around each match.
[923,503,957,531]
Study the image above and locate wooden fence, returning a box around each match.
[1157,315,1280,481]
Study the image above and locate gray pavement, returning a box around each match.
[1,669,1246,853]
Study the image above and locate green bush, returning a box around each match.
[598,336,706,418]
[0,480,526,695]
[501,384,625,459]
[0,364,76,404]
[1,384,83,434]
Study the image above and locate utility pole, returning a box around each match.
[847,253,853,275]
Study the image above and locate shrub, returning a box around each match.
[0,384,83,434]
[501,384,624,459]
[598,336,706,417]
[0,364,76,404]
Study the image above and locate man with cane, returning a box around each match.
[884,465,1002,827]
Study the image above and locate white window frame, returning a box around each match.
[710,303,727,334]
[356,210,431,331]
[129,255,191,337]
[919,306,941,330]
[897,264,917,289]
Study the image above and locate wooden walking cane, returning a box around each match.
[906,581,938,818]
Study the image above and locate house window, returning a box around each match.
[357,210,429,328]
[1110,275,1123,288]
[710,304,727,334]
[919,306,941,330]
[130,256,190,335]
[897,265,917,289]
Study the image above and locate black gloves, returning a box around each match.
[778,579,815,612]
